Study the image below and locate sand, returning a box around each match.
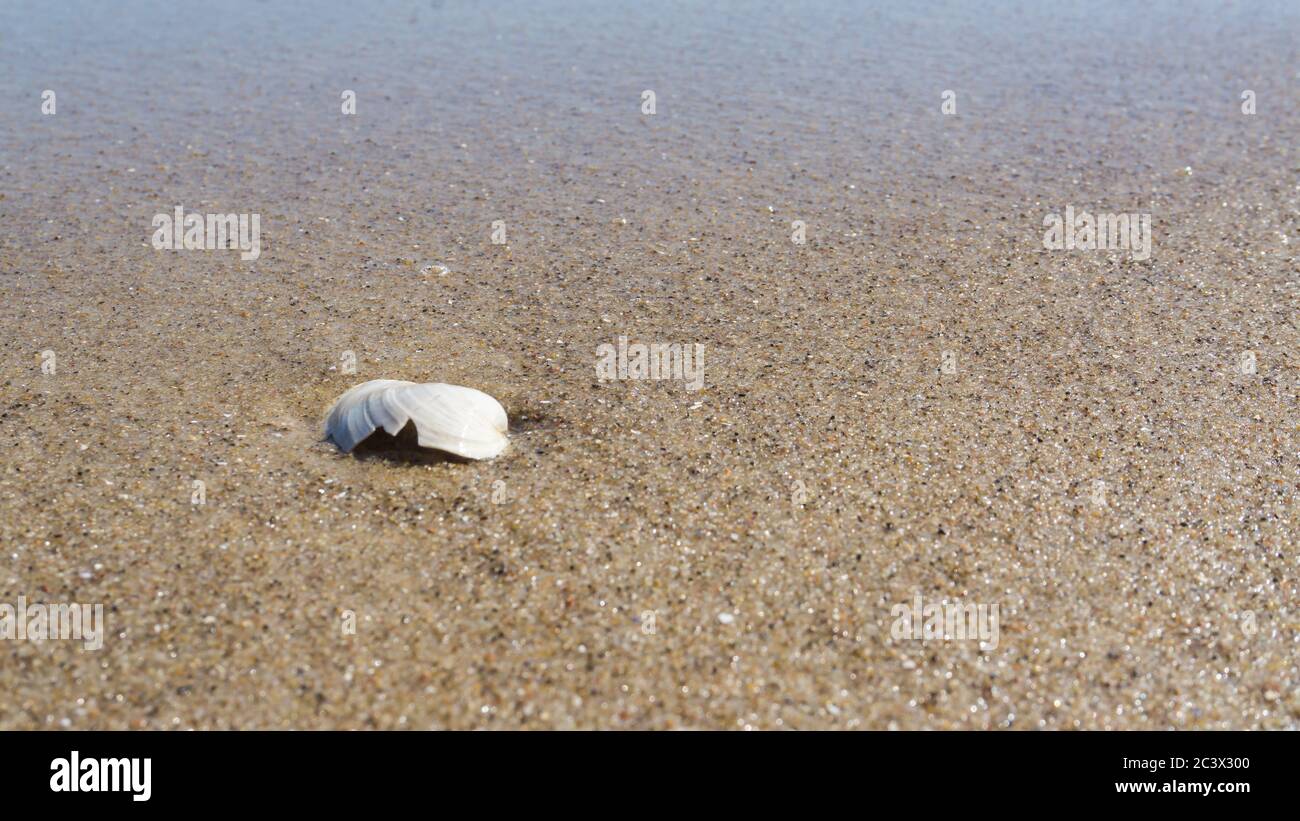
[0,0,1296,729]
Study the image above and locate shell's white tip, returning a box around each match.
[325,379,508,460]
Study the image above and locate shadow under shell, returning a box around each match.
[345,420,474,465]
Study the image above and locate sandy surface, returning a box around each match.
[0,0,1296,728]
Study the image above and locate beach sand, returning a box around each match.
[0,0,1296,728]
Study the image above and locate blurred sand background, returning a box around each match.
[0,0,1296,728]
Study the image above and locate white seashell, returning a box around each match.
[325,380,508,459]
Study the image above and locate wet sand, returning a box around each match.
[0,0,1296,728]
